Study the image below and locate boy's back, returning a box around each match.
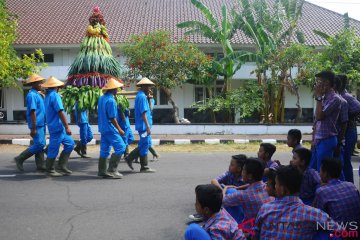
[204,208,246,240]
[216,171,244,187]
[223,181,273,221]
[255,196,337,240]
[313,179,360,223]
[300,167,321,205]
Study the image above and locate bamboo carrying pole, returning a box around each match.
[117,91,137,95]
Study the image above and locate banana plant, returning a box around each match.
[177,0,254,94]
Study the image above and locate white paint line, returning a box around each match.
[152,139,160,146]
[12,139,31,146]
[174,139,191,145]
[205,139,220,144]
[87,139,96,145]
[0,174,16,177]
[234,139,250,144]
[261,139,277,144]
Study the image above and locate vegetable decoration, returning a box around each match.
[61,6,124,112]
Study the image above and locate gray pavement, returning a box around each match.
[0,147,359,240]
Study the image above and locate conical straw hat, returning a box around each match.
[41,76,64,88]
[26,73,45,84]
[136,77,155,86]
[102,78,124,90]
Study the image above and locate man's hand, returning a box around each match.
[65,126,72,135]
[30,128,37,138]
[118,128,125,136]
[236,184,250,190]
[314,81,323,96]
[146,126,151,136]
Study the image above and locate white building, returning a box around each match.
[2,0,360,124]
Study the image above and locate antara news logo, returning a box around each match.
[237,219,359,239]
[317,221,359,239]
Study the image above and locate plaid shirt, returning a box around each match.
[299,168,321,203]
[216,171,244,187]
[313,179,360,224]
[254,196,339,240]
[203,208,246,240]
[341,90,360,129]
[336,94,348,133]
[223,181,273,222]
[266,160,279,170]
[314,90,341,141]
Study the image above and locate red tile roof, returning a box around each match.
[7,0,360,46]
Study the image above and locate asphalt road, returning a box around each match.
[0,147,359,240]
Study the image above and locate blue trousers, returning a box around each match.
[47,129,75,159]
[344,128,356,183]
[28,126,46,154]
[121,128,134,146]
[184,223,211,240]
[79,123,93,145]
[224,188,245,223]
[138,131,152,157]
[310,136,337,171]
[100,132,126,158]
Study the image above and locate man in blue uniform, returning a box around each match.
[73,106,93,158]
[43,76,75,177]
[125,77,156,173]
[14,74,46,172]
[98,78,127,179]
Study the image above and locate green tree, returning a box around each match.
[313,14,360,90]
[235,0,307,123]
[0,0,45,89]
[121,31,211,123]
[177,0,253,94]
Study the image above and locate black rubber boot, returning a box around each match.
[140,156,156,173]
[107,153,123,179]
[80,144,88,158]
[14,149,34,172]
[98,157,113,178]
[35,152,46,171]
[74,142,82,157]
[56,151,72,175]
[46,158,63,177]
[149,146,160,161]
[124,148,140,170]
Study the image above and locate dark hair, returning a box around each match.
[260,143,276,159]
[315,70,335,87]
[232,154,247,168]
[276,165,303,194]
[336,74,348,91]
[267,168,277,189]
[288,129,302,144]
[244,158,265,181]
[321,158,342,179]
[195,184,223,213]
[294,148,312,167]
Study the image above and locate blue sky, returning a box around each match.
[306,0,360,21]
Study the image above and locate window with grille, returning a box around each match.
[0,89,4,109]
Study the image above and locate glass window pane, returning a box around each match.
[152,88,158,105]
[159,88,169,105]
[195,87,204,103]
[0,89,4,109]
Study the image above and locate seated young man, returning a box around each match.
[290,148,321,205]
[254,165,339,240]
[287,129,303,153]
[184,184,246,240]
[313,158,360,225]
[257,143,279,179]
[222,158,273,224]
[190,154,248,223]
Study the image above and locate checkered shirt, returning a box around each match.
[254,196,339,240]
[266,160,279,171]
[313,179,360,224]
[216,171,244,187]
[314,90,341,141]
[341,90,360,129]
[204,208,246,240]
[300,167,321,201]
[223,181,273,222]
[337,94,349,130]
